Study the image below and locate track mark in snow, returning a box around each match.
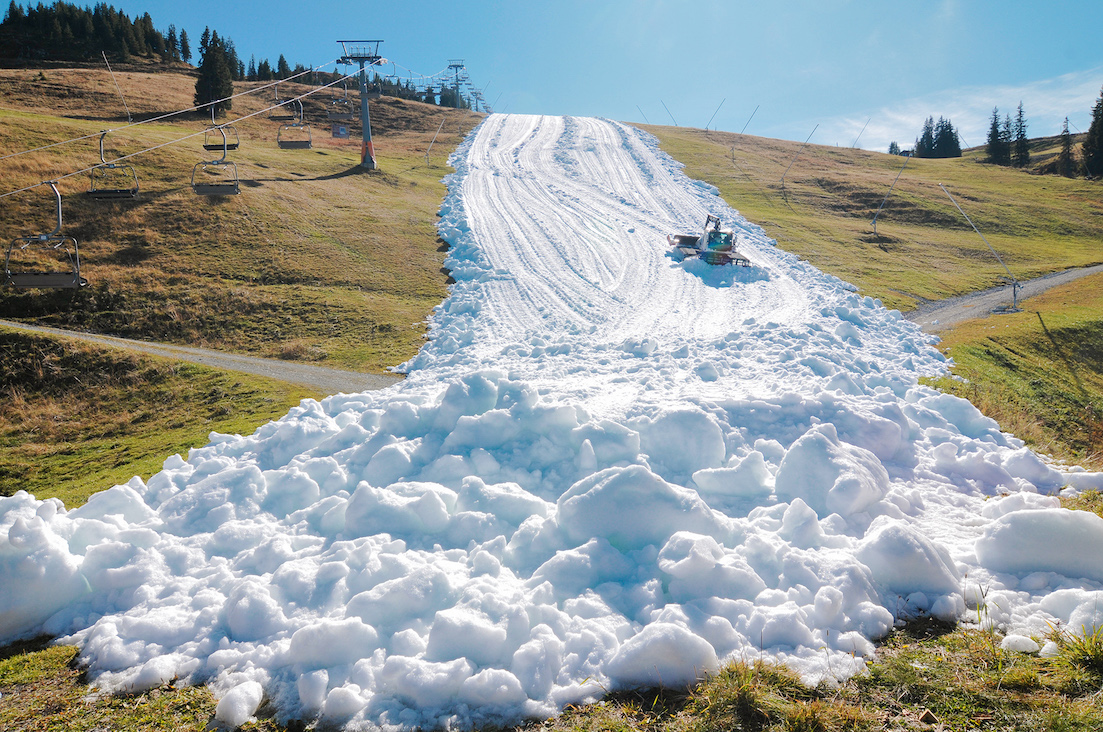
[4,115,1103,732]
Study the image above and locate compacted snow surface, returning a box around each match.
[5,114,1103,729]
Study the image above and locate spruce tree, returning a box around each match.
[1083,85,1103,178]
[179,28,190,62]
[1012,102,1029,168]
[166,24,178,61]
[986,107,1009,165]
[888,141,900,156]
[1058,117,1075,178]
[193,30,233,116]
[932,117,961,158]
[915,116,935,158]
[277,54,290,79]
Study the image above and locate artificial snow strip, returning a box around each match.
[4,114,1103,730]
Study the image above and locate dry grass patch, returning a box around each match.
[644,126,1103,312]
[1,69,481,373]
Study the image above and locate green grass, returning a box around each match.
[0,325,316,507]
[644,126,1103,312]
[0,637,279,732]
[924,273,1103,469]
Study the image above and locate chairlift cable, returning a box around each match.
[0,60,350,163]
[0,70,358,201]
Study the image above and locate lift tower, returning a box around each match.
[448,59,465,109]
[338,40,384,170]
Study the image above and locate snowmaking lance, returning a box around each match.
[667,214,750,266]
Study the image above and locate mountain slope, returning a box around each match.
[3,115,1102,732]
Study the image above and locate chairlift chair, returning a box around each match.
[5,182,88,289]
[191,131,240,196]
[87,131,138,199]
[327,83,355,121]
[204,106,240,152]
[277,121,313,150]
[269,87,300,122]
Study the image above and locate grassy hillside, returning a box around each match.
[0,324,315,506]
[645,126,1103,312]
[0,67,480,505]
[4,68,1103,731]
[0,67,481,372]
[646,125,1103,468]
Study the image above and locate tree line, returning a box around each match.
[886,89,1103,180]
[0,0,190,63]
[985,103,1030,167]
[3,1,477,115]
[888,116,962,159]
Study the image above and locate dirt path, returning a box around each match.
[904,264,1103,333]
[0,319,403,395]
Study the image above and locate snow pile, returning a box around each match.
[3,114,1103,730]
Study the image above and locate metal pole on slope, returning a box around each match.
[705,98,725,131]
[871,152,911,236]
[102,51,132,124]
[740,105,759,135]
[660,99,678,126]
[780,124,818,187]
[940,183,1020,310]
[425,115,447,165]
[851,117,870,148]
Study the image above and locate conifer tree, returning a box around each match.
[277,54,290,79]
[193,28,233,116]
[1058,117,1075,178]
[179,28,190,62]
[986,107,1010,165]
[166,24,178,61]
[1012,102,1029,168]
[932,117,961,158]
[915,116,936,158]
[887,141,901,156]
[1083,85,1103,178]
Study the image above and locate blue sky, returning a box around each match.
[108,0,1103,152]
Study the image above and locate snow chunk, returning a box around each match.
[774,424,889,518]
[215,681,264,728]
[976,509,1103,582]
[856,519,961,597]
[607,622,718,688]
[557,466,726,551]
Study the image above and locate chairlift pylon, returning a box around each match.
[87,130,138,199]
[5,182,88,289]
[204,106,240,152]
[192,129,240,196]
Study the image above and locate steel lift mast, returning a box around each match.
[448,59,465,109]
[338,40,384,170]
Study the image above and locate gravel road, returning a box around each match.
[0,319,403,395]
[904,264,1103,333]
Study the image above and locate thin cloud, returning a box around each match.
[817,68,1103,153]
